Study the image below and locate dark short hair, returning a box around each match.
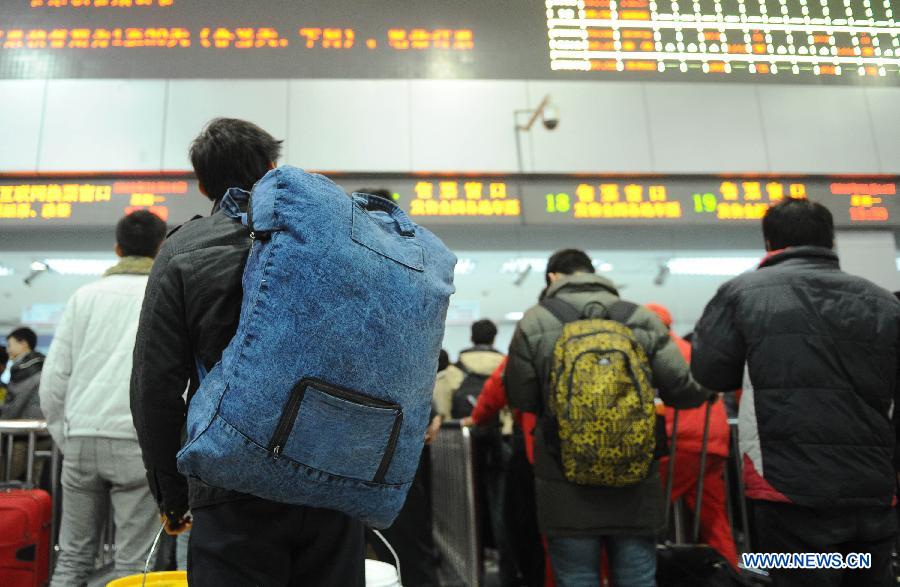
[438,349,450,373]
[471,319,498,346]
[359,188,395,202]
[546,249,595,283]
[762,198,834,251]
[8,327,37,351]
[116,210,167,258]
[189,118,283,202]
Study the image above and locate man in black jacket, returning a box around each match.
[130,118,364,586]
[692,198,900,586]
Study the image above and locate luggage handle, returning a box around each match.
[664,399,714,545]
[663,409,679,531]
[693,399,713,544]
[352,193,417,237]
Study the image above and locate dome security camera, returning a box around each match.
[541,103,560,130]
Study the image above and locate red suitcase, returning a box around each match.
[0,489,52,587]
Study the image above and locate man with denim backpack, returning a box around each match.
[505,249,712,586]
[131,118,365,586]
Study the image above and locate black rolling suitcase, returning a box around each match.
[656,402,768,587]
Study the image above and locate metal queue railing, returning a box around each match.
[430,421,481,587]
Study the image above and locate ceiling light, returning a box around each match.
[597,262,614,272]
[504,311,525,321]
[454,258,476,275]
[43,258,117,276]
[667,257,760,276]
[30,261,48,272]
[0,266,13,277]
[501,258,547,274]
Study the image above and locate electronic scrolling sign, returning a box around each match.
[0,174,895,229]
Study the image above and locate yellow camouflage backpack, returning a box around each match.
[540,298,656,487]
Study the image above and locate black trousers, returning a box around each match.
[504,430,544,587]
[753,501,896,587]
[188,497,365,587]
[474,428,518,585]
[370,446,438,587]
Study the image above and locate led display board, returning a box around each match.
[0,178,209,225]
[518,176,899,226]
[547,0,900,79]
[1,0,897,81]
[0,174,896,229]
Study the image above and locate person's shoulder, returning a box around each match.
[837,271,900,306]
[519,302,557,327]
[65,277,111,309]
[163,211,245,253]
[437,364,466,387]
[836,269,890,292]
[163,214,213,246]
[620,300,668,337]
[152,214,247,280]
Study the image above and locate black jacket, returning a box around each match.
[692,246,900,509]
[131,208,250,517]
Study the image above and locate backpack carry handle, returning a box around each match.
[541,298,639,326]
[352,193,417,237]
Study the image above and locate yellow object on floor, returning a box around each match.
[106,571,188,587]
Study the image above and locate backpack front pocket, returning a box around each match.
[268,378,403,483]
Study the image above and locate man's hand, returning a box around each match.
[460,416,474,428]
[424,415,443,444]
[161,512,192,536]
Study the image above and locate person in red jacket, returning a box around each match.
[463,358,549,587]
[465,357,537,464]
[645,303,738,568]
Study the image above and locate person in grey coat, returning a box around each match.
[2,327,47,482]
[4,327,44,420]
[504,249,711,587]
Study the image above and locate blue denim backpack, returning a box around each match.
[176,166,456,527]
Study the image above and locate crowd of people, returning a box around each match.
[0,116,898,587]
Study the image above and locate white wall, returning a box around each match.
[1,79,897,174]
[836,230,900,293]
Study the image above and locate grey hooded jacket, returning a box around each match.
[504,273,709,536]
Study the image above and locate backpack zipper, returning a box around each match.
[267,378,404,482]
[268,382,308,460]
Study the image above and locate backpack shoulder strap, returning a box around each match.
[606,300,639,324]
[540,298,583,325]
